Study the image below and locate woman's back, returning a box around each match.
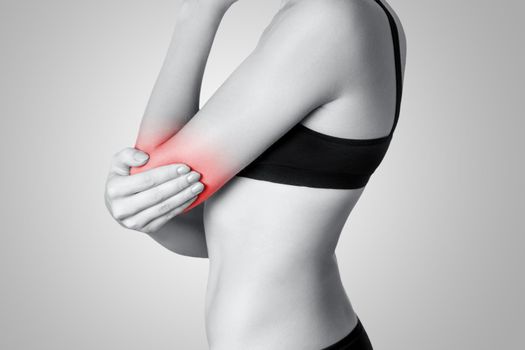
[203,0,406,348]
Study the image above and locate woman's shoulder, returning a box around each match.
[287,0,407,78]
[281,0,391,26]
[259,0,398,50]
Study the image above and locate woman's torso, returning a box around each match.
[203,0,406,348]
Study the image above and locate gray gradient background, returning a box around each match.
[0,0,523,349]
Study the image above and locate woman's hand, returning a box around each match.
[104,147,205,234]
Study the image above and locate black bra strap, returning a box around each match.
[372,0,403,136]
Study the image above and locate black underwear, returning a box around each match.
[321,317,373,350]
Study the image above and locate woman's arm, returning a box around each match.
[104,148,208,258]
[135,0,233,151]
[132,1,352,213]
[146,202,208,258]
[106,1,236,258]
[136,1,230,258]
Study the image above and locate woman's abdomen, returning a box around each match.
[203,176,364,349]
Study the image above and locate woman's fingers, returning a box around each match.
[109,163,191,198]
[109,147,150,176]
[105,146,205,233]
[107,146,192,198]
[121,181,204,231]
[112,171,202,219]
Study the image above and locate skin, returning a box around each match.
[105,0,407,348]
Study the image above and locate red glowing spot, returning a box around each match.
[131,130,232,213]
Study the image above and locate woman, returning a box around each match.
[104,0,406,348]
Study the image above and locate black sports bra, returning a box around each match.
[236,0,403,189]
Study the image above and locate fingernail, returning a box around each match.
[191,182,204,193]
[177,165,190,175]
[186,172,201,183]
[134,152,149,162]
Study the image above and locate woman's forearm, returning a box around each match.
[147,202,208,258]
[136,1,230,153]
[131,1,229,258]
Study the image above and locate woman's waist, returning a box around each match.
[206,295,356,350]
[205,257,356,349]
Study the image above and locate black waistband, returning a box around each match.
[321,317,373,350]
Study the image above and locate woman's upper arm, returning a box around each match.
[131,7,350,212]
